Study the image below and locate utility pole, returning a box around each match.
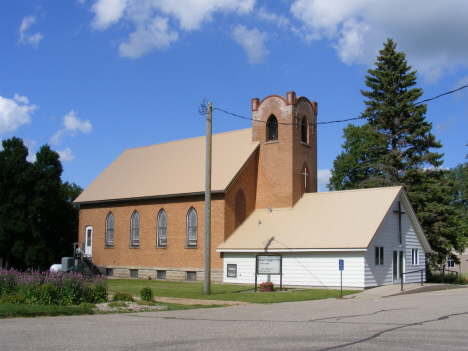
[204,102,212,295]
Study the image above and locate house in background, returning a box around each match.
[74,91,430,288]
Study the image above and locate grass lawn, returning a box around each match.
[0,303,96,318]
[108,279,360,303]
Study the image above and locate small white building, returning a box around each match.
[217,186,431,289]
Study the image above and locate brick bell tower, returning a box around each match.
[251,91,318,209]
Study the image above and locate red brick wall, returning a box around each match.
[78,193,226,271]
[251,92,317,209]
[224,151,259,241]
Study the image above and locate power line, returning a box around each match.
[415,84,468,105]
[199,85,468,126]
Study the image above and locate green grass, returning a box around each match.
[108,279,359,303]
[0,303,96,318]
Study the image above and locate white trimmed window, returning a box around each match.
[411,248,419,265]
[227,264,237,277]
[375,247,384,265]
[187,207,197,247]
[106,212,114,247]
[130,211,140,247]
[157,209,167,247]
[447,258,455,268]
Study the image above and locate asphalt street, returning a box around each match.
[1,288,467,350]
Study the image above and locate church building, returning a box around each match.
[75,91,430,289]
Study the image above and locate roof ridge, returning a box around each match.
[126,128,252,151]
[303,186,402,196]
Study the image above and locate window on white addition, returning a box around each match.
[375,247,384,265]
[412,249,419,265]
[227,264,237,277]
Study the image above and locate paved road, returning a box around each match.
[1,288,468,350]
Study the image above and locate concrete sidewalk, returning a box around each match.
[345,283,466,299]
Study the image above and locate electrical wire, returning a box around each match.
[199,85,468,126]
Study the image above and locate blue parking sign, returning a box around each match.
[339,259,344,270]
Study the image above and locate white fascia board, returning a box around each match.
[216,248,367,253]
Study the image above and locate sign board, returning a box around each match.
[257,255,281,275]
[339,259,344,271]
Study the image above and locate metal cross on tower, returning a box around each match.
[302,168,308,188]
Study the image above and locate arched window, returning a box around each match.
[106,212,114,247]
[267,115,278,141]
[301,116,308,143]
[157,209,167,247]
[301,162,310,196]
[235,189,246,228]
[130,211,139,247]
[186,207,197,247]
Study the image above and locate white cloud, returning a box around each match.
[119,17,178,58]
[63,111,92,134]
[436,116,457,135]
[0,95,38,134]
[90,0,255,57]
[455,76,468,100]
[333,17,369,65]
[23,138,37,162]
[91,0,128,29]
[50,111,92,145]
[50,130,65,146]
[18,16,44,48]
[290,0,468,82]
[317,169,331,192]
[257,7,290,28]
[232,25,269,64]
[57,148,75,163]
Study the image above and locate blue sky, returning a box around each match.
[1,0,467,192]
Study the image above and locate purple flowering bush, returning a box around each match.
[0,268,108,305]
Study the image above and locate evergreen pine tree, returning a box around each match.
[361,38,444,184]
[328,39,467,265]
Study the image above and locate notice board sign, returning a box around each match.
[256,254,282,275]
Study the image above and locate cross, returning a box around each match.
[302,168,308,188]
[394,201,406,244]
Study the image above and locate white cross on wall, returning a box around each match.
[302,168,308,188]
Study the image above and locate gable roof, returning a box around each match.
[75,128,259,204]
[217,186,430,252]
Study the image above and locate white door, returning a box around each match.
[85,226,92,256]
[393,250,404,283]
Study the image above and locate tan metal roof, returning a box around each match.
[218,187,410,251]
[75,128,259,203]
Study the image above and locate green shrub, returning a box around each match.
[93,281,108,302]
[1,292,26,305]
[39,283,59,305]
[0,271,16,296]
[112,291,133,302]
[108,301,127,308]
[140,286,153,301]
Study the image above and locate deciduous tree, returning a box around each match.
[0,138,82,270]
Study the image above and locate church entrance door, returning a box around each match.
[85,226,92,257]
[393,250,404,284]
